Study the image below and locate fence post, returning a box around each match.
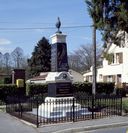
[92,95,94,119]
[20,103,23,118]
[72,98,75,122]
[5,97,8,113]
[36,96,39,128]
[18,97,21,117]
[120,96,122,116]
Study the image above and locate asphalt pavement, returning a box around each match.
[38,116,128,133]
[76,126,128,133]
[1,111,128,133]
[0,111,38,133]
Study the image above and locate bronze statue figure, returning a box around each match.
[56,17,62,33]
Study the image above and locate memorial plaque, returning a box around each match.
[48,82,73,97]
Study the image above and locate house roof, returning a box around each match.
[30,73,48,81]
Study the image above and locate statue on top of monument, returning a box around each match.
[56,17,62,34]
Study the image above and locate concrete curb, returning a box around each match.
[5,112,128,133]
[53,122,128,133]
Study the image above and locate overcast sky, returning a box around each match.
[0,0,102,56]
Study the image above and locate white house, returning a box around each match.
[83,31,128,88]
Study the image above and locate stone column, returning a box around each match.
[51,33,69,72]
[46,32,73,97]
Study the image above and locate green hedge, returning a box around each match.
[26,82,114,96]
[116,88,126,97]
[96,82,114,94]
[26,84,48,96]
[72,82,92,94]
[0,84,17,102]
[73,82,114,95]
[122,99,128,113]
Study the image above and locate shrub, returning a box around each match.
[96,82,114,94]
[4,77,12,84]
[72,82,114,95]
[116,88,126,97]
[26,82,114,97]
[72,82,92,94]
[0,84,17,102]
[26,83,48,96]
[0,79,4,84]
[122,99,128,113]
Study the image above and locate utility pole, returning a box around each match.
[92,23,96,95]
[92,23,97,119]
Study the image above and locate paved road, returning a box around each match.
[40,116,128,133]
[80,126,128,133]
[0,112,38,133]
[1,110,128,133]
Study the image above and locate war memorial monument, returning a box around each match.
[38,18,81,118]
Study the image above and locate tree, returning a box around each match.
[28,37,51,76]
[103,1,128,47]
[0,52,3,69]
[85,1,128,94]
[68,44,102,73]
[11,47,24,68]
[85,1,128,47]
[68,54,80,72]
[3,52,11,74]
[85,0,103,95]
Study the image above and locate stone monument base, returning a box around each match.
[38,97,81,118]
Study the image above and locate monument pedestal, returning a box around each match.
[39,97,81,118]
[38,71,79,118]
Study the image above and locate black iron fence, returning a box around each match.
[0,100,6,105]
[6,95,122,127]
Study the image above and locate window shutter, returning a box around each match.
[119,53,123,63]
[103,76,107,82]
[112,75,116,82]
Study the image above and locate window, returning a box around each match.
[116,53,123,64]
[103,76,107,82]
[107,75,113,82]
[116,74,122,88]
[117,74,121,83]
[85,76,89,82]
[89,75,92,82]
[99,74,102,79]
